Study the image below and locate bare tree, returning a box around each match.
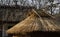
[13,0,18,6]
[48,0,54,15]
[31,0,34,6]
[38,0,41,9]
[1,0,3,5]
[20,0,23,5]
[23,0,26,6]
[8,0,10,5]
[59,6,60,13]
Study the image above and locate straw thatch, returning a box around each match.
[6,9,60,34]
[6,13,41,34]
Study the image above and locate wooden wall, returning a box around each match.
[0,8,27,22]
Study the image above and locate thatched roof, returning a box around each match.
[6,9,60,34]
[6,13,40,34]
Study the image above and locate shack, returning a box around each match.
[6,9,60,37]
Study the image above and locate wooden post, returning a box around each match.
[2,23,8,37]
[2,25,4,37]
